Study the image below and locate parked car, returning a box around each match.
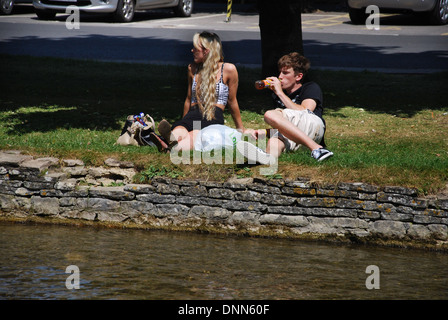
[32,0,193,22]
[347,0,448,25]
[1,0,32,15]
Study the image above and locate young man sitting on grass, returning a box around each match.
[237,52,333,165]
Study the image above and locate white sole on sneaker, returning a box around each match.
[317,151,333,162]
[236,141,275,165]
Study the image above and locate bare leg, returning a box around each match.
[266,137,285,158]
[264,110,322,151]
[171,126,198,152]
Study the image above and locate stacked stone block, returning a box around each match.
[1,150,447,243]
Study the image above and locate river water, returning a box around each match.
[0,221,447,300]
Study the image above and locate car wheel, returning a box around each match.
[114,0,135,22]
[429,0,448,24]
[348,7,368,25]
[174,0,193,17]
[35,9,56,20]
[0,0,14,15]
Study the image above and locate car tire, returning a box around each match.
[429,0,448,25]
[35,9,56,20]
[113,0,135,22]
[174,0,193,17]
[348,7,368,25]
[0,0,14,15]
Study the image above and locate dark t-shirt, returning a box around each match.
[272,81,326,146]
[272,81,324,120]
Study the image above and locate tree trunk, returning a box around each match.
[257,0,304,79]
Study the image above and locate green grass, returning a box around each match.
[1,54,447,195]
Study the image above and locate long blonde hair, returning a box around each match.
[193,31,224,121]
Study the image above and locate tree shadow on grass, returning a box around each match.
[1,31,447,134]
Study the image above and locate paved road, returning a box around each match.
[0,4,447,73]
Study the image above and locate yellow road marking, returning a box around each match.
[301,14,348,28]
[302,21,345,28]
[380,26,402,30]
[302,14,349,23]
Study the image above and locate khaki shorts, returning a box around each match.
[272,108,325,152]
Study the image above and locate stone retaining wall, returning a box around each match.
[1,150,447,249]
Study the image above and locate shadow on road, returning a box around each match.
[1,32,447,134]
[2,1,447,134]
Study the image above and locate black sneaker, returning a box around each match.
[311,148,334,162]
[149,132,169,152]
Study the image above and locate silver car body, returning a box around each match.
[33,0,182,13]
[1,0,32,15]
[347,0,437,12]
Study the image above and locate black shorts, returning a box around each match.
[172,105,224,132]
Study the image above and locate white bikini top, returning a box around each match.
[191,63,229,106]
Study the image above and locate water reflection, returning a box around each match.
[0,221,447,299]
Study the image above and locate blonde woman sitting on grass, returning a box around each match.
[150,31,255,152]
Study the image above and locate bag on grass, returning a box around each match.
[116,113,157,147]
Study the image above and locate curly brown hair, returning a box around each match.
[278,52,310,82]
